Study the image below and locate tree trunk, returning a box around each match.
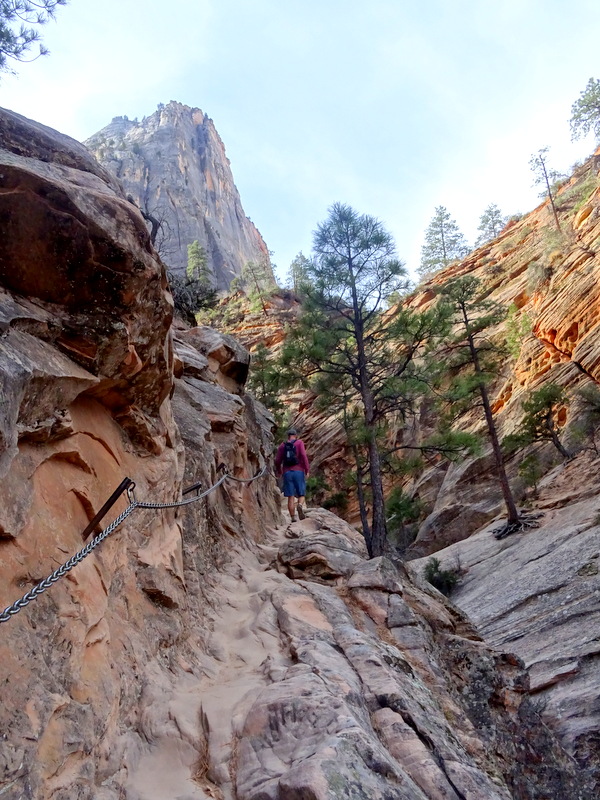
[352,445,372,556]
[478,381,520,525]
[462,304,520,525]
[347,258,388,557]
[548,420,570,460]
[367,436,388,557]
[542,162,562,233]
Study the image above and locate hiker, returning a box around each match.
[275,427,310,522]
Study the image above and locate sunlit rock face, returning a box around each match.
[85,101,270,289]
[406,155,600,555]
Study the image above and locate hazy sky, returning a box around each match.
[2,0,599,281]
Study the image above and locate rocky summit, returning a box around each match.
[85,101,270,289]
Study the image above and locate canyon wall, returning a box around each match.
[85,101,270,289]
[0,108,280,799]
[1,108,596,799]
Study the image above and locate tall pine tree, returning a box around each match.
[475,204,508,246]
[281,203,446,557]
[419,206,470,278]
[438,276,538,539]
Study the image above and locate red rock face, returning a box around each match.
[0,108,281,799]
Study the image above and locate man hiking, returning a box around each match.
[275,428,310,522]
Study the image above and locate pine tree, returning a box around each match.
[186,241,210,284]
[281,203,447,557]
[438,276,536,539]
[529,148,564,233]
[0,1,66,74]
[246,343,285,425]
[239,256,277,315]
[570,78,600,141]
[286,252,312,295]
[419,206,470,278]
[475,204,508,247]
[504,384,570,460]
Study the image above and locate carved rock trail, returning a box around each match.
[125,509,593,800]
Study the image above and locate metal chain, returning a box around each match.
[0,503,138,624]
[0,464,268,624]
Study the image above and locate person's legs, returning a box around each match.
[287,495,296,519]
[283,471,298,520]
[293,472,307,519]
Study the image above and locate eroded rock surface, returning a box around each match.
[410,451,600,792]
[0,109,280,800]
[155,509,591,800]
[0,107,595,800]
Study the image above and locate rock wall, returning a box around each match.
[0,108,280,799]
[409,450,600,793]
[85,102,270,289]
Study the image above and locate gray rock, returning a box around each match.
[85,102,270,289]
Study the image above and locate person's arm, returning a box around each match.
[296,440,310,475]
[274,442,284,476]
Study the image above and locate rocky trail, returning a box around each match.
[125,507,593,800]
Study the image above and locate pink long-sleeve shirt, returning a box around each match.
[275,438,310,476]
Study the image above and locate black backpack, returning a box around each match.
[283,440,298,467]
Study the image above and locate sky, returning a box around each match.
[2,0,599,282]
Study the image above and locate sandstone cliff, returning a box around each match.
[85,101,269,289]
[0,108,592,799]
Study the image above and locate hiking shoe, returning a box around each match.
[290,515,297,522]
[297,505,306,520]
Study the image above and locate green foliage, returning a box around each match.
[167,270,217,325]
[386,487,421,526]
[282,202,447,556]
[235,257,277,315]
[286,251,312,296]
[506,304,532,359]
[570,78,600,141]
[305,473,334,507]
[246,343,286,426]
[475,203,508,247]
[518,453,544,497]
[187,240,210,282]
[437,275,520,524]
[423,557,459,596]
[322,491,348,512]
[556,171,599,212]
[526,260,553,292]
[0,0,66,74]
[504,384,570,459]
[530,147,565,199]
[419,206,470,278]
[385,486,422,553]
[573,383,600,453]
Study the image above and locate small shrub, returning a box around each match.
[306,474,331,505]
[424,557,459,596]
[167,271,217,325]
[527,260,553,292]
[323,491,348,512]
[506,304,532,359]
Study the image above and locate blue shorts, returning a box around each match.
[283,470,306,497]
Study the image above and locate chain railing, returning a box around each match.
[0,464,268,625]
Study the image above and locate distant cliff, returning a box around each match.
[85,101,270,289]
